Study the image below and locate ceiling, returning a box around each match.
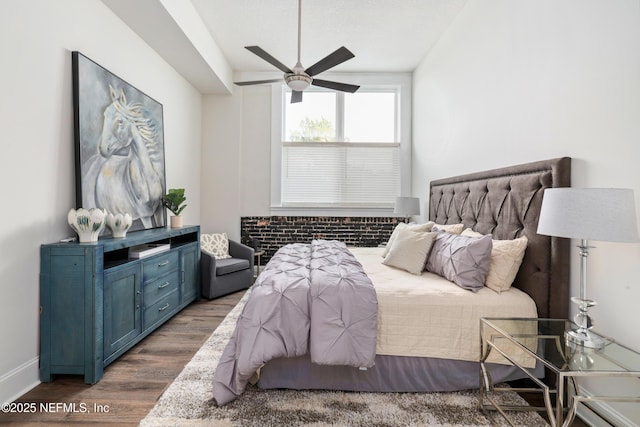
[102,0,467,93]
[190,0,466,73]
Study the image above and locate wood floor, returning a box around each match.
[0,291,244,426]
[2,290,588,426]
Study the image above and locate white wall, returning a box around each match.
[201,84,271,241]
[413,0,640,424]
[0,0,202,404]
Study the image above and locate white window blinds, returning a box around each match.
[282,142,400,207]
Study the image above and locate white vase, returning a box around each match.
[106,212,133,238]
[68,208,107,243]
[170,215,183,228]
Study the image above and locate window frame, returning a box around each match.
[271,73,412,216]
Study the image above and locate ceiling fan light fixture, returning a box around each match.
[285,74,312,91]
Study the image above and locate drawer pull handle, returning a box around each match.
[158,282,170,289]
[158,261,170,267]
[159,303,170,312]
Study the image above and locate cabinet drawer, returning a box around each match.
[144,290,179,329]
[142,251,179,283]
[144,271,180,308]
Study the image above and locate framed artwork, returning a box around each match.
[72,51,166,232]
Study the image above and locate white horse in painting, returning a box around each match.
[83,85,164,229]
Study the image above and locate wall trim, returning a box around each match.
[0,357,40,405]
[576,387,635,427]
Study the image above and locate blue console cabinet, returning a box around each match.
[39,225,200,384]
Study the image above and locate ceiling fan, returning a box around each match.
[233,0,359,103]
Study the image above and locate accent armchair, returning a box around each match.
[201,237,254,299]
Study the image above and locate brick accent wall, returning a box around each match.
[241,216,401,265]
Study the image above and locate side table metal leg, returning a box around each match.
[256,254,261,275]
[253,251,264,279]
[556,374,565,427]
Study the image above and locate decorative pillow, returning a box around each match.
[382,221,435,257]
[200,233,232,259]
[432,223,465,235]
[460,228,483,238]
[426,232,493,292]
[382,229,438,275]
[461,228,528,293]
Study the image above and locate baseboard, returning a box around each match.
[576,388,638,427]
[0,357,40,405]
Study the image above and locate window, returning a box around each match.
[271,74,411,214]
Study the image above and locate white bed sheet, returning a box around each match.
[349,247,538,367]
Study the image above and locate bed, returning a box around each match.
[213,157,571,405]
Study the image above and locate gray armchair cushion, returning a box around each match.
[216,258,251,276]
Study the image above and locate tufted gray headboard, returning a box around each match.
[429,157,571,319]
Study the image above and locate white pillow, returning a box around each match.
[461,228,528,293]
[200,233,232,259]
[382,222,435,257]
[461,228,483,238]
[432,223,465,235]
[382,228,438,275]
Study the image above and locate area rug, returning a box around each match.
[140,291,548,427]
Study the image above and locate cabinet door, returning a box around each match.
[103,262,142,361]
[181,243,199,303]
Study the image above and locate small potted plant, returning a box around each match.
[163,188,187,228]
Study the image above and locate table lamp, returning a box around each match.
[394,197,420,223]
[537,188,639,348]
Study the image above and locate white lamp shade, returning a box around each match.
[537,188,639,242]
[394,197,420,216]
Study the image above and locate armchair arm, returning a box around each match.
[229,240,254,272]
[200,250,217,293]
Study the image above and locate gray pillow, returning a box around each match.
[425,232,493,292]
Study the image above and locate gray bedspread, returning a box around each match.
[213,240,378,405]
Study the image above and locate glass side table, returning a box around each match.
[254,250,265,278]
[479,318,640,427]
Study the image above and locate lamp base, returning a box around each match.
[565,339,597,370]
[565,328,605,349]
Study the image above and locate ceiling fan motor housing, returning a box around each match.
[285,73,312,91]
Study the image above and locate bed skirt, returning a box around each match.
[257,354,542,392]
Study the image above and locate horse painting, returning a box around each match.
[82,85,165,229]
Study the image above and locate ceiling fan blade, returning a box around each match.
[312,79,360,93]
[245,46,293,73]
[291,90,303,103]
[234,79,282,86]
[304,46,355,76]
